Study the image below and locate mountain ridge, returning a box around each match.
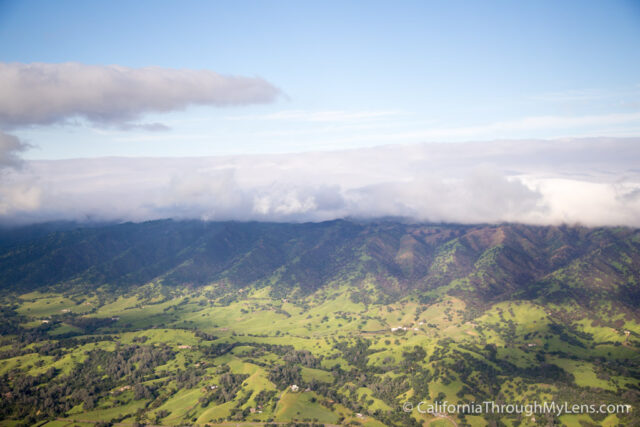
[1,219,638,312]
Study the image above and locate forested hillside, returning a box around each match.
[0,220,639,426]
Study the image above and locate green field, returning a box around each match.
[1,279,638,427]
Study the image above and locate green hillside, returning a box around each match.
[0,220,638,426]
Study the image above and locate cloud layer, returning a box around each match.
[0,62,280,129]
[0,131,29,169]
[1,138,639,227]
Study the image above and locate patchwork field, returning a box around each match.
[1,279,638,426]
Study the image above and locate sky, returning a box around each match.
[0,0,639,226]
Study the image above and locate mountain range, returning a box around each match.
[1,219,638,311]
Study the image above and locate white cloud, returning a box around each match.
[0,131,29,169]
[0,62,281,129]
[1,137,639,227]
[529,178,640,226]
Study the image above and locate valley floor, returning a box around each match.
[1,281,638,426]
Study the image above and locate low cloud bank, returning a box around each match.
[1,138,639,227]
[0,62,280,129]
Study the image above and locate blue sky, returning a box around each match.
[1,0,640,159]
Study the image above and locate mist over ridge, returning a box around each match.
[1,137,639,227]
